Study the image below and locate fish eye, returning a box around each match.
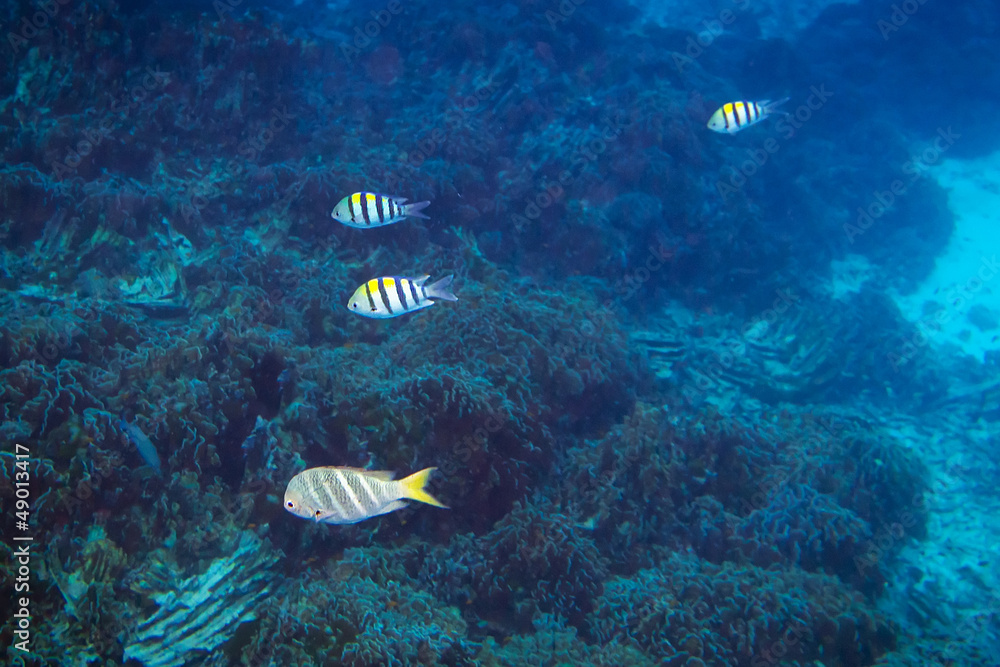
[352,303,358,309]
[315,510,322,516]
[286,501,294,508]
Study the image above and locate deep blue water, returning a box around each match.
[2,0,1000,665]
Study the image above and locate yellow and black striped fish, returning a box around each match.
[331,192,430,228]
[347,274,457,319]
[707,98,789,134]
[283,466,447,525]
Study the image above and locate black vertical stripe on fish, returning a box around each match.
[377,278,394,315]
[723,106,730,131]
[348,196,356,223]
[408,280,420,305]
[394,279,408,312]
[361,194,371,225]
[376,195,385,223]
[390,199,397,219]
[364,281,377,312]
[733,103,742,128]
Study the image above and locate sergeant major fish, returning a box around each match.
[707,98,789,134]
[332,192,430,228]
[283,466,447,524]
[347,274,457,318]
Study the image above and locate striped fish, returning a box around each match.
[331,192,430,228]
[347,274,457,319]
[283,466,447,525]
[707,98,789,134]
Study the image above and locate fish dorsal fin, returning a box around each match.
[340,466,396,482]
[412,274,431,287]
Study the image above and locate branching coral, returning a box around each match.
[589,550,896,666]
[249,562,469,666]
[555,401,928,592]
[420,502,609,630]
[475,612,657,667]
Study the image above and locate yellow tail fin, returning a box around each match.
[399,467,448,508]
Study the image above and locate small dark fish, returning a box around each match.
[119,418,162,475]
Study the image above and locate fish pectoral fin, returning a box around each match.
[314,510,338,522]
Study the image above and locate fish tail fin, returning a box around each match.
[398,467,448,508]
[425,275,458,302]
[763,97,791,116]
[403,200,431,219]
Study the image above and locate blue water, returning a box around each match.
[2,0,999,665]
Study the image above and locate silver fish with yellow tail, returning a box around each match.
[283,466,447,525]
[332,192,430,228]
[347,274,457,319]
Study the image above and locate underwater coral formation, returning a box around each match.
[590,550,896,666]
[1,0,992,665]
[250,555,470,666]
[122,533,279,667]
[420,502,610,629]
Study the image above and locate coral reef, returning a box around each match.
[555,401,928,593]
[249,557,470,666]
[122,533,280,667]
[420,502,610,629]
[589,550,896,666]
[475,613,656,667]
[0,0,989,664]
